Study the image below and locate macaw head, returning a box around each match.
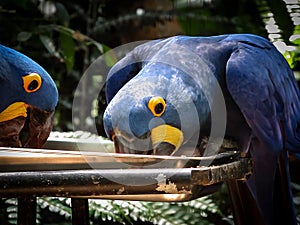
[0,44,58,148]
[103,40,213,155]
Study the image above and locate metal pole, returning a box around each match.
[17,197,36,225]
[71,198,89,225]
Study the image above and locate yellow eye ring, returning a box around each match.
[22,73,42,93]
[148,96,166,117]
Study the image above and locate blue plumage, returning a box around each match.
[103,34,300,224]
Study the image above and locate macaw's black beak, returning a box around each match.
[0,105,55,148]
[151,142,176,155]
[112,124,184,156]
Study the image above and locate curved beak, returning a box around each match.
[0,102,54,148]
[151,124,184,155]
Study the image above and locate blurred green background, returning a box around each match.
[0,0,300,224]
[0,0,299,136]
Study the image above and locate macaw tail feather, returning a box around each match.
[226,179,265,225]
[273,152,297,225]
[227,151,297,225]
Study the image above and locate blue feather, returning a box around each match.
[0,44,58,112]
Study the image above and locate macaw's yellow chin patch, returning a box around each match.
[0,102,28,122]
[151,124,184,153]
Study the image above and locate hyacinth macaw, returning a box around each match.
[103,34,300,225]
[0,44,58,148]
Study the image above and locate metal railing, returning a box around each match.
[0,135,252,225]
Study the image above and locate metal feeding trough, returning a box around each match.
[0,134,252,225]
[0,138,251,201]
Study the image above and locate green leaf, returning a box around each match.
[90,40,104,53]
[59,31,75,73]
[104,51,118,67]
[39,35,60,58]
[37,197,72,220]
[17,32,32,42]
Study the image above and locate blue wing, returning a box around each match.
[225,35,300,153]
[225,34,300,225]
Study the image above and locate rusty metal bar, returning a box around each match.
[0,159,251,202]
[0,168,200,199]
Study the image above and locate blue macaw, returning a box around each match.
[103,34,300,224]
[0,44,58,148]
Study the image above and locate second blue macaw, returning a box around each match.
[103,34,300,225]
[0,44,58,148]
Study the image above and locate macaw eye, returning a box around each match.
[22,73,42,93]
[148,96,166,117]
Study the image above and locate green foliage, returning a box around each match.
[0,0,107,132]
[148,197,224,225]
[255,0,300,71]
[37,197,72,221]
[291,182,300,224]
[284,25,300,70]
[1,195,232,225]
[175,0,266,36]
[4,199,17,225]
[1,0,299,133]
[90,200,135,224]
